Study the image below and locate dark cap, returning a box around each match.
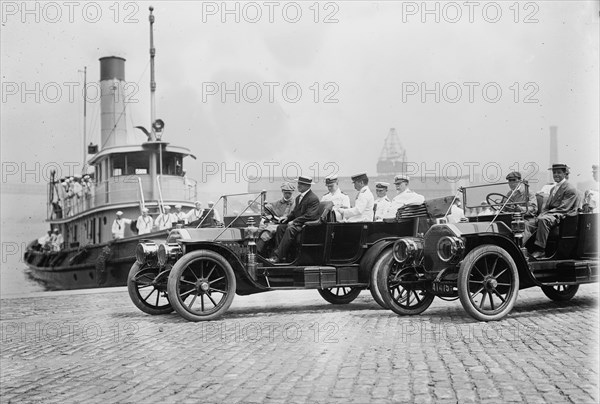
[325,175,338,185]
[592,165,598,172]
[351,173,368,183]
[506,171,522,180]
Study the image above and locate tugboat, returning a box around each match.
[24,8,198,289]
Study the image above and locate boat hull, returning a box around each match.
[24,231,168,290]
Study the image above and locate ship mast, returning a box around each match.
[81,66,87,169]
[149,6,163,177]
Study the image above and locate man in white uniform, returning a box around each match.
[582,165,599,213]
[174,204,187,224]
[136,208,154,235]
[155,206,175,231]
[207,201,222,224]
[111,211,132,239]
[383,174,425,220]
[337,173,374,222]
[321,175,350,221]
[52,228,64,251]
[186,201,203,223]
[373,182,392,221]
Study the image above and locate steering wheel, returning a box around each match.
[262,204,278,222]
[486,193,509,211]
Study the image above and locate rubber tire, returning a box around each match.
[167,250,236,322]
[318,287,362,304]
[458,245,519,321]
[377,261,434,316]
[541,284,579,301]
[127,262,173,315]
[369,249,392,309]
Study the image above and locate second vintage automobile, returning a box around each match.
[128,191,454,321]
[377,181,598,321]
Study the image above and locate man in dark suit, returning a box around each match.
[527,164,580,259]
[269,176,320,263]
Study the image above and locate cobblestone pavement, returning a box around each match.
[1,285,598,404]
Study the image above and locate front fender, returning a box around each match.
[359,238,398,284]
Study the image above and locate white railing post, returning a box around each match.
[137,177,146,214]
[156,175,165,214]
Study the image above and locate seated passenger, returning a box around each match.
[582,164,598,213]
[373,182,392,222]
[257,182,295,255]
[174,204,188,225]
[321,175,350,221]
[336,173,375,222]
[185,201,203,223]
[527,163,580,259]
[503,171,537,216]
[382,174,425,220]
[136,208,154,235]
[207,201,222,224]
[269,176,320,263]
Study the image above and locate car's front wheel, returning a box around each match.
[127,262,173,315]
[167,250,236,321]
[378,262,434,316]
[458,245,519,321]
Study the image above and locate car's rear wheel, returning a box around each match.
[369,249,393,309]
[378,262,434,315]
[458,245,519,321]
[541,284,579,301]
[127,262,173,315]
[318,287,361,304]
[167,250,236,321]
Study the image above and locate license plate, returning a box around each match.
[432,282,454,294]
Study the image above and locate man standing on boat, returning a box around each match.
[52,228,64,251]
[174,204,188,225]
[112,211,132,239]
[155,206,175,230]
[136,208,154,235]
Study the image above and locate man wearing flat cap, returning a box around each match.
[373,182,392,221]
[336,173,374,222]
[383,174,425,219]
[257,182,296,254]
[270,176,320,262]
[321,175,350,221]
[503,171,537,216]
[136,208,154,235]
[582,165,598,213]
[112,211,132,239]
[527,163,579,259]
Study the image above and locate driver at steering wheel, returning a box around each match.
[503,171,537,217]
[256,182,296,255]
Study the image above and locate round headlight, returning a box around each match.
[157,244,167,266]
[393,238,423,264]
[136,242,158,265]
[437,236,465,263]
[157,243,182,266]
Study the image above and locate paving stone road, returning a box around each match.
[1,285,598,403]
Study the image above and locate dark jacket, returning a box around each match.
[287,190,320,225]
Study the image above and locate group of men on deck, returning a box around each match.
[111,201,221,239]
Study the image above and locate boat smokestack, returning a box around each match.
[99,56,134,149]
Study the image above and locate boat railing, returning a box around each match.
[48,174,197,220]
[157,175,165,214]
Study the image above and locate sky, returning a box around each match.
[1,0,599,195]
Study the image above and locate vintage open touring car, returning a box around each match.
[377,181,598,321]
[127,191,455,321]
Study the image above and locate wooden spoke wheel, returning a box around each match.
[378,261,434,316]
[127,262,173,315]
[458,245,519,321]
[318,286,362,304]
[167,250,236,322]
[541,284,579,301]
